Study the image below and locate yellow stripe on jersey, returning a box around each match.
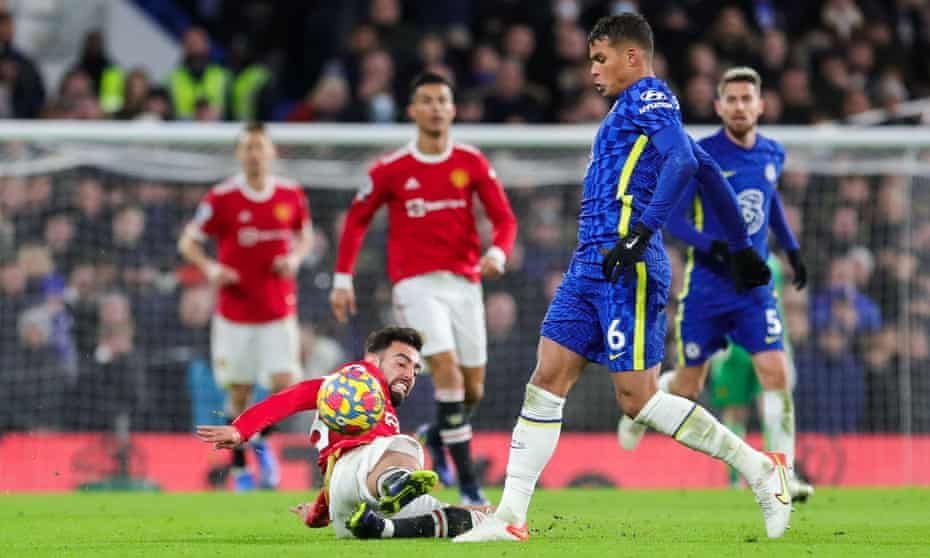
[675,194,704,366]
[634,261,648,370]
[616,134,649,236]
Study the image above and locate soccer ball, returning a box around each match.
[316,364,385,435]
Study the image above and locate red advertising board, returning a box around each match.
[1,432,928,492]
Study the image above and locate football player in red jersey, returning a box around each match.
[197,327,492,539]
[330,72,517,506]
[179,122,313,491]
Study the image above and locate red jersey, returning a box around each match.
[335,142,517,284]
[232,360,400,471]
[191,174,311,323]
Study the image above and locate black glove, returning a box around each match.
[708,240,730,266]
[601,222,653,282]
[729,247,771,291]
[786,249,807,290]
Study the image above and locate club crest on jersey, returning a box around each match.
[737,189,766,235]
[450,169,470,188]
[685,342,701,360]
[765,163,777,183]
[640,89,668,102]
[274,203,293,223]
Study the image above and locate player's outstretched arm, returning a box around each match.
[689,139,753,252]
[769,190,806,289]
[201,379,324,446]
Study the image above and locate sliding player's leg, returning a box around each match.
[347,498,492,539]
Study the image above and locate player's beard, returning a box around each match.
[389,381,408,407]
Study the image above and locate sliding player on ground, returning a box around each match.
[196,327,491,539]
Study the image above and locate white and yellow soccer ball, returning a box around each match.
[316,364,385,435]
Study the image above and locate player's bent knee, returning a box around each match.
[464,382,484,406]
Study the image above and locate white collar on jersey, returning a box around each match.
[234,173,276,202]
[407,139,453,164]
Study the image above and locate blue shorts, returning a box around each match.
[540,262,670,372]
[675,292,785,367]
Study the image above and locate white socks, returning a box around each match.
[762,389,795,467]
[636,391,767,482]
[495,384,566,525]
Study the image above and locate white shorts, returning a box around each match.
[392,272,487,367]
[211,314,301,389]
[329,434,445,538]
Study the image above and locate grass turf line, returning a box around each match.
[2,488,928,557]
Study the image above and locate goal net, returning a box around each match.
[0,122,927,489]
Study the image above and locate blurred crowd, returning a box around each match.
[1,0,929,436]
[1,163,929,435]
[1,0,929,124]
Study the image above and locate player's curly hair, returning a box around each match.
[587,13,654,56]
[365,326,424,354]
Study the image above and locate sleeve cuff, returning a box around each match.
[333,273,354,290]
[484,246,507,269]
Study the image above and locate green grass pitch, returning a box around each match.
[2,488,928,557]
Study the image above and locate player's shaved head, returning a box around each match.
[587,13,654,57]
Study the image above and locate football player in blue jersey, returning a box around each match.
[618,67,813,502]
[456,15,793,543]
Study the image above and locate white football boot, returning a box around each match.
[750,451,793,538]
[617,414,647,450]
[452,515,529,543]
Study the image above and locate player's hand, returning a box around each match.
[195,425,242,449]
[330,287,357,324]
[729,247,772,291]
[272,253,301,276]
[203,261,239,285]
[601,222,653,282]
[708,240,730,266]
[479,254,505,279]
[786,249,807,290]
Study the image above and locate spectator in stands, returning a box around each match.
[3,305,67,429]
[114,69,152,120]
[681,75,718,124]
[483,58,544,123]
[686,43,719,82]
[72,177,109,247]
[75,292,146,430]
[842,87,871,121]
[110,205,156,292]
[72,30,125,116]
[43,208,77,273]
[795,326,864,433]
[44,68,102,120]
[707,6,758,68]
[285,74,352,122]
[862,324,900,431]
[355,49,397,123]
[779,68,814,124]
[821,0,864,43]
[828,205,860,253]
[64,260,100,358]
[810,256,881,336]
[368,0,418,72]
[757,30,787,88]
[0,10,45,118]
[814,52,851,119]
[227,35,275,122]
[0,258,30,354]
[140,87,173,121]
[466,43,500,90]
[169,27,229,120]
